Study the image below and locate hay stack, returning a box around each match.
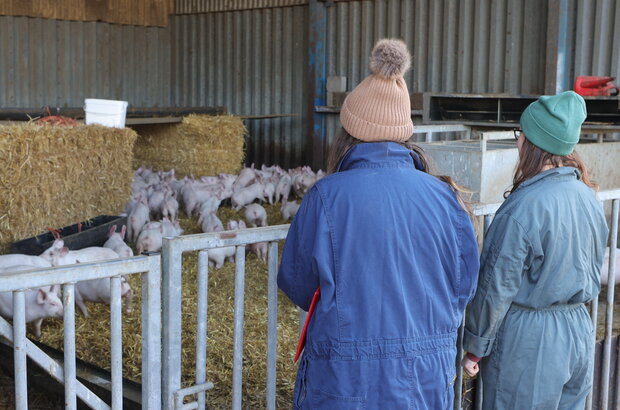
[132,115,246,177]
[0,123,137,251]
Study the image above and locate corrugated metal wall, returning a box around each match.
[169,8,308,169]
[0,16,171,108]
[569,0,620,82]
[324,0,549,150]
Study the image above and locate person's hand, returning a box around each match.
[461,356,479,377]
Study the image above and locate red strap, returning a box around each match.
[294,287,321,363]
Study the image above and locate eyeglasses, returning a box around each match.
[513,129,522,140]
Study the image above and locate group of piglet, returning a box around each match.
[0,228,135,337]
[0,163,322,337]
[125,164,323,268]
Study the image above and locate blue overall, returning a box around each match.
[278,142,480,409]
[463,167,609,409]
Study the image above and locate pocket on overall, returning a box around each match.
[293,355,309,408]
[310,389,367,409]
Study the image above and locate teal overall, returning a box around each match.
[463,167,608,409]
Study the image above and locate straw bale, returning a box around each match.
[0,123,137,252]
[38,204,299,408]
[132,115,246,178]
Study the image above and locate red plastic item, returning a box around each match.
[294,287,321,363]
[574,76,619,96]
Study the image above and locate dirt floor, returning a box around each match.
[0,365,63,410]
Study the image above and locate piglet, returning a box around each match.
[275,175,292,204]
[244,203,268,227]
[0,282,63,337]
[0,254,51,269]
[40,239,120,266]
[128,193,150,242]
[201,213,224,233]
[281,200,301,221]
[74,276,133,317]
[136,225,163,255]
[161,190,179,221]
[103,225,134,258]
[231,183,265,211]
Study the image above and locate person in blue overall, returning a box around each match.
[278,39,480,409]
[461,91,609,409]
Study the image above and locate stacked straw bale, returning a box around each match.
[0,123,137,252]
[132,115,246,177]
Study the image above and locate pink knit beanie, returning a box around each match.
[340,38,413,142]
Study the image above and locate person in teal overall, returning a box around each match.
[461,91,609,409]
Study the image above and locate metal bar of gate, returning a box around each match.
[232,245,247,410]
[63,283,77,410]
[142,255,162,410]
[162,243,183,410]
[13,290,28,410]
[600,199,619,408]
[196,251,210,410]
[266,242,279,410]
[110,277,123,410]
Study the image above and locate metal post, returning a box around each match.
[308,0,328,170]
[63,284,77,410]
[196,251,210,410]
[600,199,619,408]
[143,254,162,410]
[266,242,279,410]
[110,277,123,410]
[13,290,28,410]
[162,240,183,410]
[232,246,247,410]
[454,316,465,410]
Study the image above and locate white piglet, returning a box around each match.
[103,225,134,258]
[231,183,265,211]
[0,283,63,337]
[244,204,268,227]
[0,254,51,269]
[128,193,150,242]
[281,200,301,221]
[39,240,131,316]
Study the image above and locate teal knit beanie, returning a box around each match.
[519,91,587,156]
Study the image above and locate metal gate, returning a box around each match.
[0,254,161,410]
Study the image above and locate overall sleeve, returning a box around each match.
[277,186,326,311]
[463,214,533,358]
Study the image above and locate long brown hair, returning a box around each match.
[507,136,597,197]
[326,128,473,216]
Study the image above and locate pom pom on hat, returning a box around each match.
[369,39,411,79]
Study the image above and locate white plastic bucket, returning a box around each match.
[84,98,128,128]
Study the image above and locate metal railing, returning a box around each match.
[0,254,161,410]
[161,225,289,410]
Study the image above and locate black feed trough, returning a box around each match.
[11,215,127,255]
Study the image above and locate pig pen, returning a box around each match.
[35,203,300,409]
